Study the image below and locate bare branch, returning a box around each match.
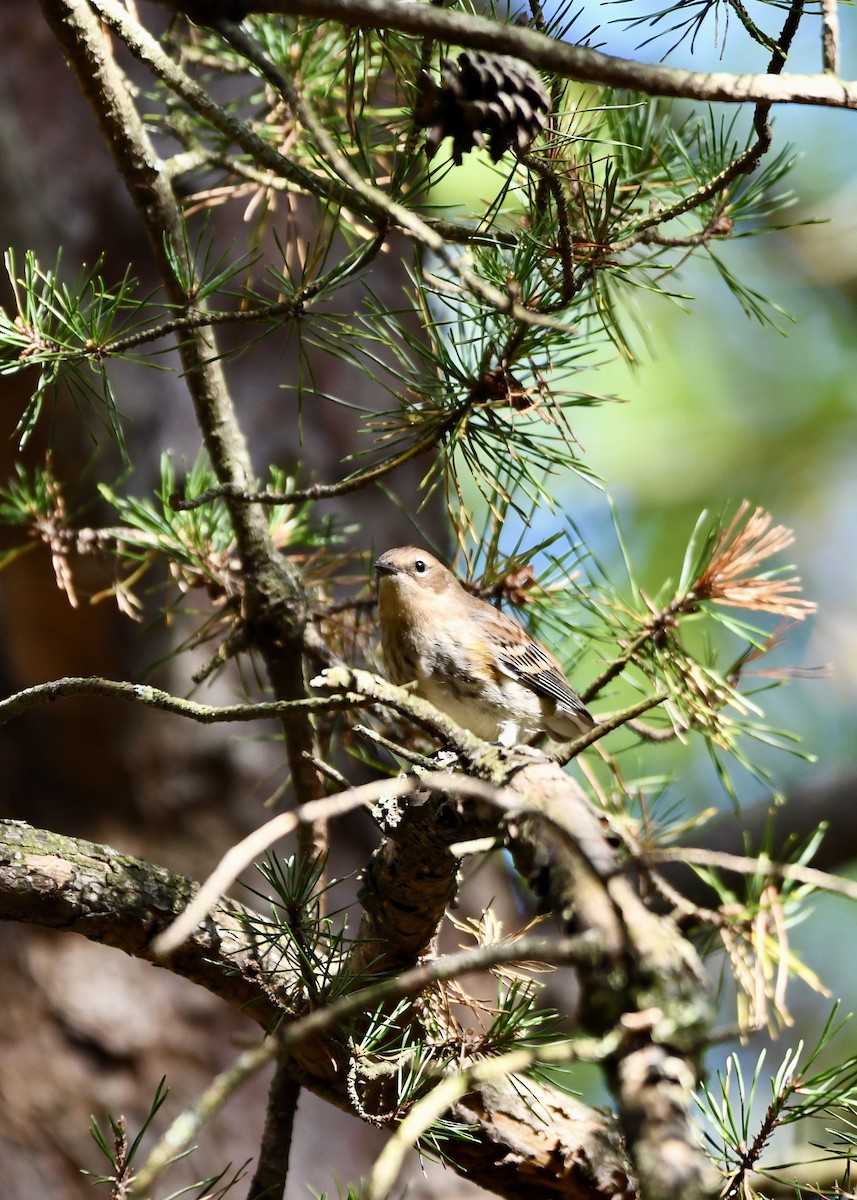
[822,0,842,74]
[0,675,362,727]
[642,845,857,905]
[246,1055,301,1200]
[0,820,285,1024]
[156,0,857,110]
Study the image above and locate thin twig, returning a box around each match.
[353,722,437,769]
[625,718,680,743]
[132,1039,278,1195]
[92,298,302,355]
[641,846,857,905]
[0,666,521,756]
[85,228,385,359]
[724,0,780,53]
[153,771,520,957]
[0,675,365,728]
[365,1032,621,1200]
[822,0,841,74]
[171,404,467,510]
[245,1053,301,1200]
[607,146,756,256]
[552,691,669,764]
[276,932,593,1053]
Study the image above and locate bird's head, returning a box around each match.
[374,547,456,600]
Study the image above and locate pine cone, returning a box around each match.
[415,51,550,165]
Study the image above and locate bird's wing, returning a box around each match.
[490,626,592,721]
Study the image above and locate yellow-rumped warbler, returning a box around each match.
[375,547,594,746]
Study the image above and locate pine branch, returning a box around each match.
[153,0,857,109]
[0,819,637,1200]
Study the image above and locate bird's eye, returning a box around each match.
[414,559,427,574]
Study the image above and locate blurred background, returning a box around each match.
[1,1,855,1196]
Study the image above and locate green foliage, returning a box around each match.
[0,461,57,527]
[0,450,326,631]
[347,970,560,1158]
[87,1078,169,1188]
[0,249,154,453]
[101,454,316,578]
[349,274,608,519]
[689,821,829,1029]
[481,977,565,1055]
[88,1076,249,1199]
[242,853,357,1009]
[311,1185,386,1200]
[698,1006,857,1198]
[163,216,260,304]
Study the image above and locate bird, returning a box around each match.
[374,546,595,746]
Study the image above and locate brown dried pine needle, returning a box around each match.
[691,501,817,620]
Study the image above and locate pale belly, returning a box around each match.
[418,673,544,745]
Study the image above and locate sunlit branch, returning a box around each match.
[178,0,857,110]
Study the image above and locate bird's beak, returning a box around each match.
[374,558,398,576]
